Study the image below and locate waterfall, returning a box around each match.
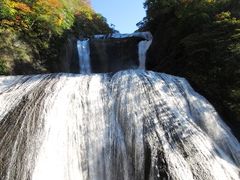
[93,31,152,40]
[77,39,91,74]
[93,32,152,70]
[0,70,239,180]
[0,32,240,180]
[138,39,152,70]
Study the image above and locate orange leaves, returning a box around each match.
[36,0,63,9]
[0,0,100,35]
[13,2,32,13]
[48,0,63,8]
[0,1,32,30]
[32,0,67,33]
[4,1,32,13]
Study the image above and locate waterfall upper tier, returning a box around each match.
[77,40,91,74]
[0,70,239,180]
[93,32,152,40]
[77,32,152,73]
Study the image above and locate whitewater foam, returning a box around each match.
[0,70,239,180]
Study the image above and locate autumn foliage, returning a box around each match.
[0,0,112,75]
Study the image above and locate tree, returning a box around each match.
[0,0,113,74]
[140,0,240,138]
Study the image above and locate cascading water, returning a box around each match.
[89,32,152,70]
[138,39,152,69]
[0,71,239,180]
[93,31,152,40]
[77,39,91,74]
[0,32,240,180]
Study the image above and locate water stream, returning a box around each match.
[0,32,240,180]
[0,71,239,180]
[77,39,91,74]
[77,32,152,73]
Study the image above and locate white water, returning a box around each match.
[138,39,152,70]
[0,70,239,180]
[94,31,152,40]
[93,32,153,70]
[77,39,91,74]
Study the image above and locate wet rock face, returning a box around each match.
[57,35,80,73]
[0,70,239,180]
[90,37,143,73]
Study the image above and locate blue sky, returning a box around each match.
[91,0,146,33]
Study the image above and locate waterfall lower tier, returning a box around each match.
[0,70,239,180]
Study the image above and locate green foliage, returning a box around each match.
[0,0,113,74]
[73,6,114,37]
[0,27,44,74]
[0,0,79,34]
[140,0,240,133]
[0,60,7,75]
